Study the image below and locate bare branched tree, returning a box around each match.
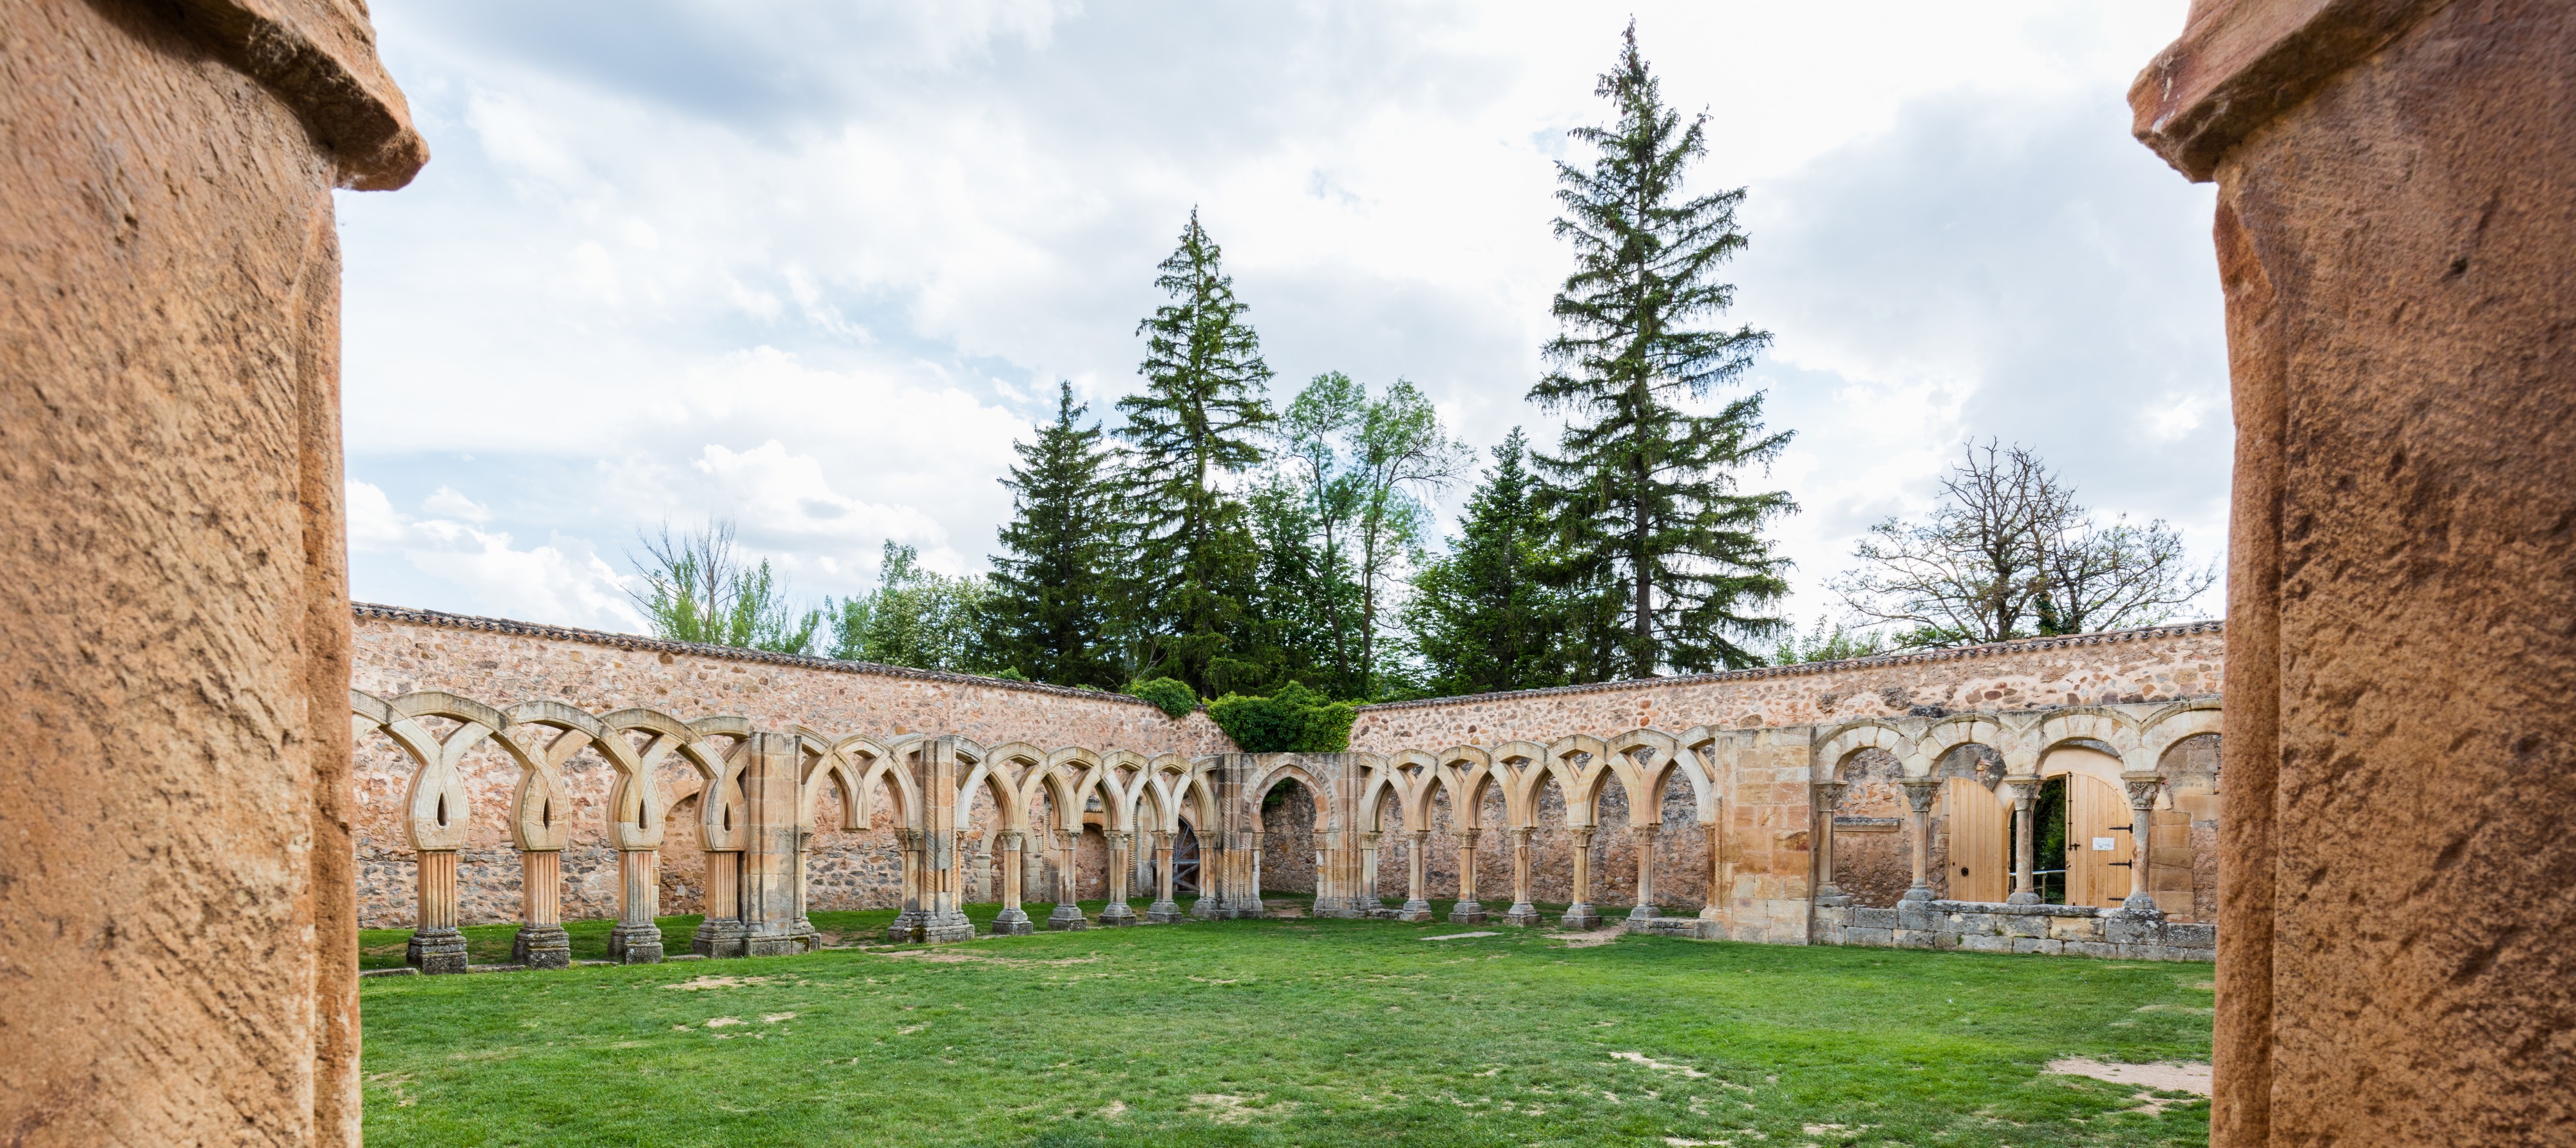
[1832,441,2213,647]
[629,520,820,654]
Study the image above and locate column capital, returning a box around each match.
[1899,778,1941,812]
[1570,826,1597,846]
[1812,781,1848,805]
[1408,827,1430,843]
[996,830,1024,850]
[1511,825,1536,843]
[1633,822,1659,841]
[2120,773,2166,810]
[1459,827,1483,847]
[2002,778,2040,808]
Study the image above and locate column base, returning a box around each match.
[917,910,976,945]
[2005,891,2042,905]
[1558,904,1604,930]
[1501,903,1542,926]
[406,927,468,975]
[1145,900,1184,923]
[606,922,664,964]
[991,906,1034,935]
[1448,901,1488,924]
[1626,904,1659,922]
[884,910,926,944]
[1396,899,1434,922]
[1900,887,1935,902]
[742,923,820,957]
[1046,905,1090,931]
[692,917,751,959]
[2117,893,2166,918]
[511,924,571,969]
[1097,902,1138,926]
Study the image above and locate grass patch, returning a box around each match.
[362,910,2211,1146]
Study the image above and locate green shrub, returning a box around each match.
[1206,682,1356,753]
[1124,677,1199,719]
[988,667,1029,682]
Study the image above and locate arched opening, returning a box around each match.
[2041,741,2132,908]
[1258,776,1319,909]
[1828,748,1910,907]
[1172,820,1202,895]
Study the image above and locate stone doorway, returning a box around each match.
[1173,821,1201,895]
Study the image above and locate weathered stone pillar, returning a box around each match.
[1504,827,1540,926]
[1148,830,1182,922]
[2129,6,2576,1140]
[607,848,665,963]
[2003,779,2040,905]
[1811,782,1848,906]
[511,850,569,968]
[1899,779,1941,903]
[1702,818,1726,924]
[734,733,818,956]
[404,850,468,974]
[1561,828,1602,928]
[1628,824,1659,922]
[1100,831,1137,925]
[1450,828,1488,924]
[884,830,924,943]
[2119,776,2165,915]
[1048,831,1088,930]
[1357,832,1385,914]
[910,739,976,944]
[992,831,1033,935]
[690,850,747,956]
[1399,829,1434,921]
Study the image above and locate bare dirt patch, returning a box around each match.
[1548,926,1628,948]
[2047,1058,2212,1115]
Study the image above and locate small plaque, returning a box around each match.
[2092,836,2117,852]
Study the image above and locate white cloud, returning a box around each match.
[346,480,645,631]
[339,1,2224,633]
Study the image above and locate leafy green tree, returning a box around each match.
[982,383,1124,688]
[1768,616,1889,665]
[1206,682,1356,753]
[1530,22,1794,676]
[1117,209,1276,696]
[630,521,820,654]
[1403,430,1574,696]
[825,541,989,672]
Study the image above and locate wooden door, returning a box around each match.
[2065,775,2136,908]
[1942,778,2010,902]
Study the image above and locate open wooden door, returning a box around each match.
[2064,774,2136,908]
[1943,778,2010,902]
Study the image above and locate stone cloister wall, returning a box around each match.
[352,602,2225,966]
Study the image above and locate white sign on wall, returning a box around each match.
[2092,837,2117,852]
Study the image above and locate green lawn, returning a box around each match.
[360,906,2213,1147]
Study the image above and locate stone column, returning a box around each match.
[1561,828,1602,928]
[1504,827,1540,926]
[884,829,924,944]
[1628,824,1660,922]
[992,831,1033,934]
[1099,831,1138,925]
[910,739,975,944]
[1450,828,1487,924]
[1148,830,1182,922]
[1811,782,1848,906]
[2003,779,2040,905]
[1899,779,1941,903]
[2120,776,2166,915]
[1357,832,1384,913]
[1702,818,1726,924]
[510,849,569,968]
[405,850,468,974]
[607,848,664,963]
[1047,831,1088,930]
[690,850,748,957]
[1399,829,1434,921]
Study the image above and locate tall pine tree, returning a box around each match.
[983,382,1122,687]
[1118,209,1276,696]
[1403,430,1575,696]
[1531,23,1794,676]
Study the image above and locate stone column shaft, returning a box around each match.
[1147,832,1181,923]
[1099,832,1137,924]
[2121,776,2165,915]
[1504,827,1539,926]
[1048,831,1089,930]
[1561,828,1602,929]
[2005,780,2040,906]
[1628,824,1659,922]
[1900,780,1940,903]
[1812,782,1848,906]
[992,832,1032,935]
[406,849,466,974]
[1398,829,1433,922]
[608,848,663,963]
[1450,828,1487,924]
[511,849,569,968]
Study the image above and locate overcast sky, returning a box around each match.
[337,1,2224,642]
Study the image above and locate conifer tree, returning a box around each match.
[1117,209,1276,696]
[1403,430,1571,695]
[1531,23,1794,676]
[983,382,1122,687]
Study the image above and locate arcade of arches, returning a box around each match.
[352,604,2224,971]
